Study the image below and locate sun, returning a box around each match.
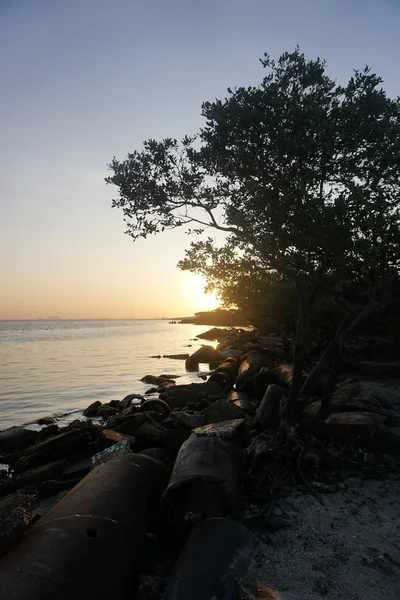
[183,275,221,313]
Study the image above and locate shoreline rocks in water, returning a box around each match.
[0,325,399,599]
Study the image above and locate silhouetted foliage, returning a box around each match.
[107,48,400,419]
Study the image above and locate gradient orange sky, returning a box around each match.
[1,0,399,319]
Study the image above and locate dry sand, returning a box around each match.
[248,477,400,599]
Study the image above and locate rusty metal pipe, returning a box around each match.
[0,454,169,600]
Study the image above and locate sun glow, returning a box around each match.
[184,275,221,314]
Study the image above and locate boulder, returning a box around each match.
[140,447,170,465]
[0,427,38,453]
[166,428,192,452]
[218,347,244,359]
[185,347,221,371]
[166,518,256,600]
[196,327,227,340]
[324,412,387,439]
[256,335,284,348]
[37,417,55,426]
[83,400,102,417]
[301,400,321,423]
[159,374,181,379]
[91,440,131,468]
[332,381,394,412]
[0,493,34,558]
[378,427,400,454]
[115,412,163,436]
[38,478,82,501]
[96,404,118,418]
[271,364,295,388]
[15,429,93,470]
[164,412,205,430]
[160,382,226,410]
[227,391,253,413]
[141,375,175,387]
[238,369,281,400]
[135,422,167,448]
[163,354,190,360]
[193,419,245,441]
[204,399,245,424]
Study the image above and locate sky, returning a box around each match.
[1,0,400,319]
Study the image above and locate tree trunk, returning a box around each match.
[284,283,310,417]
[319,312,353,421]
[299,298,380,403]
[299,342,334,403]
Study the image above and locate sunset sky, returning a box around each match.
[1,0,400,319]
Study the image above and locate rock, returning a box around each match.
[270,364,295,388]
[166,519,257,600]
[120,393,144,409]
[256,335,284,348]
[140,448,169,465]
[150,355,162,358]
[163,354,190,360]
[240,351,274,374]
[185,347,221,371]
[253,385,287,429]
[301,400,321,423]
[83,401,102,417]
[218,347,244,358]
[0,427,38,453]
[159,374,181,379]
[193,419,245,441]
[332,381,394,412]
[324,412,387,439]
[138,398,171,416]
[91,440,131,468]
[164,412,205,430]
[96,404,118,418]
[204,399,245,424]
[39,424,59,441]
[17,429,93,469]
[31,491,68,521]
[135,422,167,448]
[166,428,192,452]
[196,327,227,340]
[37,417,55,426]
[16,459,68,486]
[38,478,82,500]
[227,391,253,413]
[238,369,281,400]
[141,375,175,386]
[62,457,91,480]
[115,412,163,436]
[378,427,400,454]
[0,493,34,558]
[160,382,226,410]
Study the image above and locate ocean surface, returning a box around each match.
[0,320,217,429]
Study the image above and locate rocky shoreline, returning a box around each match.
[0,326,399,599]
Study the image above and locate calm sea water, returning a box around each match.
[0,320,216,429]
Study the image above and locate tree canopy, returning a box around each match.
[107,48,399,304]
[106,48,400,415]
